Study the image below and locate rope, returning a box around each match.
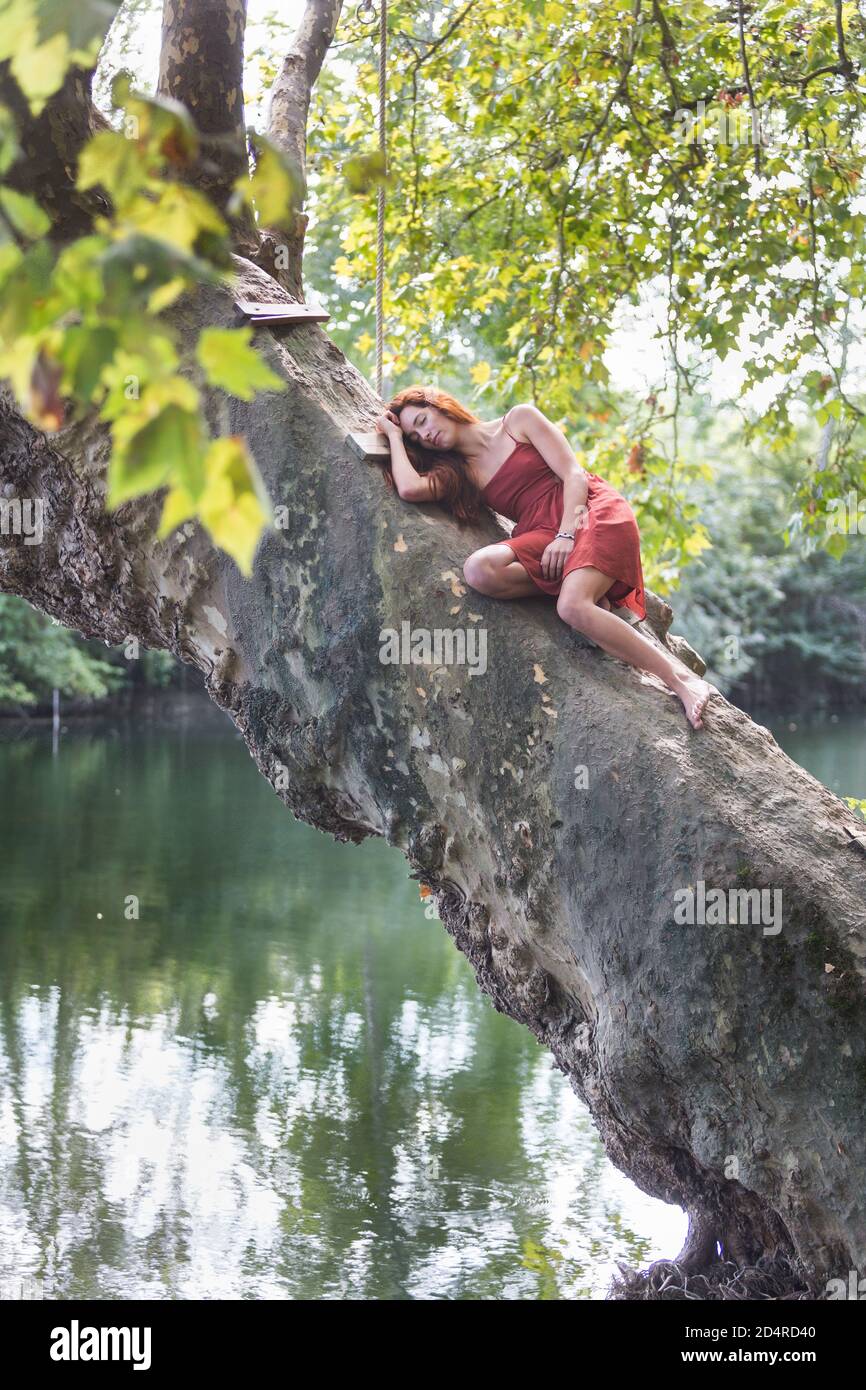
[376,0,387,397]
[358,0,387,397]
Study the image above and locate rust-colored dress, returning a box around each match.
[481,415,646,621]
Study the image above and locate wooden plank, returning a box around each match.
[234,297,330,324]
[346,430,392,461]
[245,311,331,325]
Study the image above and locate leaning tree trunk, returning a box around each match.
[2,256,865,1298]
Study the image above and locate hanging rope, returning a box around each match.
[358,0,387,397]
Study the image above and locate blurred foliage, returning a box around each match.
[0,6,298,574]
[0,0,122,111]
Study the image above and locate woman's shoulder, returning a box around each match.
[502,403,544,443]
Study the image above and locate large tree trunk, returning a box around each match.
[2,256,866,1298]
[158,0,251,220]
[0,63,110,236]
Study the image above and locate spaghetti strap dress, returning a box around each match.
[480,415,647,621]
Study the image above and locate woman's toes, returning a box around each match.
[674,675,713,730]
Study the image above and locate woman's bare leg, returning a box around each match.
[463,543,542,599]
[556,567,715,730]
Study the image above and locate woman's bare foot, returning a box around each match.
[596,595,612,611]
[669,671,715,730]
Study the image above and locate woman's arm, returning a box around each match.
[507,404,590,579]
[508,403,589,523]
[376,412,444,502]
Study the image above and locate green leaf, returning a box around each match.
[58,324,117,400]
[824,530,848,560]
[0,186,50,238]
[109,402,205,507]
[342,150,388,195]
[157,483,197,539]
[77,130,146,207]
[110,76,200,168]
[195,326,285,400]
[233,135,303,229]
[122,184,227,253]
[0,102,20,176]
[10,30,70,114]
[197,435,271,576]
[0,0,35,65]
[52,235,107,313]
[815,398,842,426]
[97,233,222,313]
[0,242,23,287]
[36,0,120,59]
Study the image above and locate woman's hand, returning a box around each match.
[541,535,574,582]
[375,410,402,438]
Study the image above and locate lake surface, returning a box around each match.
[0,701,862,1300]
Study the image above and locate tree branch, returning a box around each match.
[736,0,761,175]
[650,0,683,111]
[835,0,855,79]
[262,0,344,297]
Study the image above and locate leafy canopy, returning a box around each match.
[308,0,866,587]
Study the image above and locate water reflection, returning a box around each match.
[1,703,690,1299]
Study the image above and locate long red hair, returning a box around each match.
[375,384,485,525]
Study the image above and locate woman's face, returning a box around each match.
[399,402,451,451]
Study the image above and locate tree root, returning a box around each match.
[608,1250,817,1301]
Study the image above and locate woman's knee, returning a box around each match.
[463,549,502,594]
[556,591,598,631]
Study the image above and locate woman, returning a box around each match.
[373,386,714,730]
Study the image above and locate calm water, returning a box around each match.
[0,702,861,1301]
[768,713,866,803]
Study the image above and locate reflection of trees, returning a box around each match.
[0,721,670,1299]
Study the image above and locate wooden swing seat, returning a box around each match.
[234,297,330,325]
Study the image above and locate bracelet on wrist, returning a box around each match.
[555,531,575,541]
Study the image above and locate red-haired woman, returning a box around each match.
[374,386,713,729]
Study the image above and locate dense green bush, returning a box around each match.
[676,428,866,710]
[0,595,179,712]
